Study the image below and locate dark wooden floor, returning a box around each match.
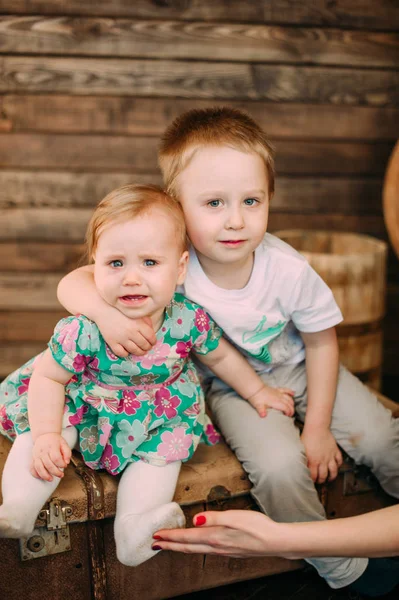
[175,565,399,600]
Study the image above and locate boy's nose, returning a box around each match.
[225,208,245,229]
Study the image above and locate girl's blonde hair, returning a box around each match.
[85,184,188,262]
[159,106,275,198]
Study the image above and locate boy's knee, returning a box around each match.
[355,425,397,461]
[251,446,308,488]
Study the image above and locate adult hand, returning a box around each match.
[152,510,293,558]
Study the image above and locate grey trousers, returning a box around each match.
[206,361,399,589]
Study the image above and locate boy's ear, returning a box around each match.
[177,251,189,285]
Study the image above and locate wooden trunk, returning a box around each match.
[275,230,387,390]
[0,392,397,600]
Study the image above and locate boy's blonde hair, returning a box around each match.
[159,106,275,198]
[85,184,187,261]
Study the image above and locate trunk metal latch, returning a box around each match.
[19,498,73,561]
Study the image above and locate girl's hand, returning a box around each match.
[96,312,157,357]
[152,510,291,558]
[247,385,295,418]
[301,428,343,484]
[30,433,72,482]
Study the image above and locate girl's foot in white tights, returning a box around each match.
[115,501,185,567]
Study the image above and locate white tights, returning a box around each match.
[0,428,185,566]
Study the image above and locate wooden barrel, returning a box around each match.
[274,230,387,390]
[383,140,399,260]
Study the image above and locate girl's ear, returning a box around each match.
[177,251,189,285]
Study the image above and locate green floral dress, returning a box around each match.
[0,293,222,475]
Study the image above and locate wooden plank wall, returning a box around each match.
[0,1,399,382]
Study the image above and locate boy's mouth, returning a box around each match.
[219,240,246,247]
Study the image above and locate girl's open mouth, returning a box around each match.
[119,295,148,304]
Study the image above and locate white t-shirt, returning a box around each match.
[179,233,343,370]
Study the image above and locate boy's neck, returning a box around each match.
[196,252,255,290]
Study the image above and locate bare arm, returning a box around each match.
[301,327,339,432]
[57,265,103,321]
[28,349,71,439]
[299,327,342,484]
[28,349,74,481]
[195,338,295,418]
[154,505,399,559]
[57,266,156,356]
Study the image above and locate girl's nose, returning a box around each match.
[123,269,141,285]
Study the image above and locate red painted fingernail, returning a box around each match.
[153,535,162,540]
[152,545,162,551]
[195,515,206,526]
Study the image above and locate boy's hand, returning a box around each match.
[96,312,157,357]
[30,433,72,482]
[247,386,295,418]
[301,428,343,484]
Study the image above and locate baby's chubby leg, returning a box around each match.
[0,426,78,538]
[114,460,185,567]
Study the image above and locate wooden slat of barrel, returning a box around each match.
[383,140,399,260]
[274,230,387,390]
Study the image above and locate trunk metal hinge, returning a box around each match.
[19,498,73,561]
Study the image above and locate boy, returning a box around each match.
[58,107,399,595]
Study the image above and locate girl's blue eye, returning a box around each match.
[110,259,123,268]
[208,199,221,207]
[244,198,257,206]
[143,259,157,267]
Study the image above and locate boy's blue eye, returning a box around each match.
[110,259,123,268]
[208,199,221,207]
[244,198,258,206]
[143,259,157,267]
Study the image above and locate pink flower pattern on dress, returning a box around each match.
[69,404,89,426]
[157,427,193,461]
[154,388,180,419]
[89,357,100,371]
[204,423,221,445]
[99,421,113,447]
[17,377,30,395]
[101,444,120,474]
[0,405,14,433]
[139,340,170,370]
[119,390,141,415]
[194,308,210,333]
[176,341,192,358]
[72,353,90,372]
[57,318,80,354]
